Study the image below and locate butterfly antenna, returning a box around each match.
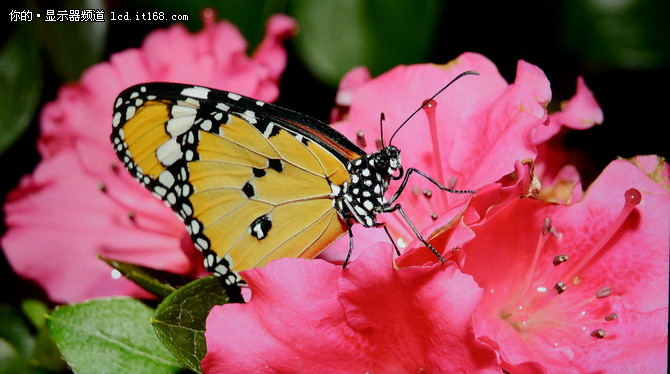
[388,70,479,146]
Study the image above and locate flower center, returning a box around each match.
[497,189,641,345]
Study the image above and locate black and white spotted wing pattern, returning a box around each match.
[111,83,404,285]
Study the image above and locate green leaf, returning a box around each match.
[0,23,42,155]
[0,304,33,358]
[0,337,29,374]
[99,256,195,298]
[35,0,108,81]
[152,277,235,373]
[46,298,184,374]
[0,302,66,374]
[30,324,67,372]
[20,299,49,330]
[291,0,442,86]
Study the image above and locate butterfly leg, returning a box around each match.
[374,223,401,256]
[342,219,355,269]
[384,203,447,262]
[387,167,475,206]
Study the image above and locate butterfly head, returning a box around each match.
[372,145,402,180]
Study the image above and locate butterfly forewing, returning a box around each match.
[112,83,358,283]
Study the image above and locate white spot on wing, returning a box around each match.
[125,106,136,119]
[156,138,182,166]
[216,103,230,112]
[112,112,121,127]
[158,170,175,188]
[167,115,195,136]
[181,86,210,99]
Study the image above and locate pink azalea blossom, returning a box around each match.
[2,14,297,303]
[202,52,667,373]
[462,157,669,373]
[203,244,500,373]
[322,52,551,263]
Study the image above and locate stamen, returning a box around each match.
[596,286,612,299]
[412,186,439,221]
[542,217,552,235]
[110,162,119,173]
[604,313,618,321]
[554,281,567,294]
[553,255,568,266]
[564,188,642,281]
[422,98,447,208]
[516,219,553,299]
[97,181,107,193]
[127,210,136,222]
[356,130,367,148]
[590,329,607,339]
[201,8,216,30]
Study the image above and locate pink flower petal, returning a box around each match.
[203,244,500,373]
[461,157,669,372]
[535,77,603,190]
[2,16,296,303]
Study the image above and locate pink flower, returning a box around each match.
[462,157,669,373]
[203,244,500,373]
[2,14,297,303]
[322,52,551,263]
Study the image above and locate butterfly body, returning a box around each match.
[111,83,401,285]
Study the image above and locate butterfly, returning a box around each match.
[111,71,478,287]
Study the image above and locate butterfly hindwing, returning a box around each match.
[112,83,361,283]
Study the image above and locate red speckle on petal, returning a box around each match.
[625,188,642,205]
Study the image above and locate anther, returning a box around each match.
[127,210,136,221]
[542,218,552,235]
[430,212,438,220]
[97,181,107,193]
[423,189,433,198]
[596,286,612,299]
[110,163,119,173]
[554,281,567,294]
[604,313,618,321]
[591,329,607,339]
[552,255,568,266]
[356,130,367,148]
